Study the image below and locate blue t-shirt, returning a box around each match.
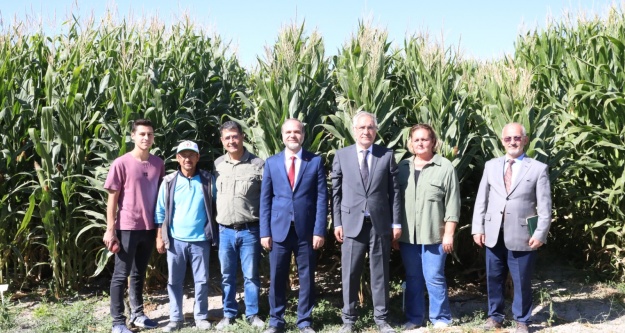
[156,172,208,241]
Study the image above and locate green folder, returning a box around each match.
[526,215,538,236]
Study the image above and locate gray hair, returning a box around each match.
[352,111,378,129]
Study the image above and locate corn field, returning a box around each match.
[1,7,625,295]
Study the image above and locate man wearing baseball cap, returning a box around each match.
[155,140,219,332]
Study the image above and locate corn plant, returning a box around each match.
[234,22,334,160]
[515,5,625,278]
[394,34,482,182]
[325,21,400,153]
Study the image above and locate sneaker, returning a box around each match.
[402,321,419,330]
[216,317,235,330]
[196,319,212,330]
[377,322,395,333]
[112,324,133,333]
[247,315,265,328]
[131,314,158,329]
[162,321,183,332]
[433,321,449,329]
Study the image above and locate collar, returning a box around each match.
[177,168,199,179]
[285,149,303,160]
[506,153,526,164]
[409,153,442,167]
[356,144,373,154]
[224,148,251,164]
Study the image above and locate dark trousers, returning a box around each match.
[110,229,156,326]
[268,226,316,329]
[486,231,537,324]
[341,222,391,325]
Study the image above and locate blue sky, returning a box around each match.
[0,1,615,68]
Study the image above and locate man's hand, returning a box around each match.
[261,237,273,251]
[156,237,166,254]
[473,233,485,248]
[391,240,399,250]
[528,237,544,250]
[313,236,325,250]
[103,229,118,248]
[442,233,454,254]
[392,227,402,241]
[334,227,344,243]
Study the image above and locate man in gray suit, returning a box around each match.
[472,122,552,333]
[332,111,401,333]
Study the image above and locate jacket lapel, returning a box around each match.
[509,157,531,194]
[293,150,310,191]
[365,145,379,192]
[276,151,291,190]
[497,156,507,194]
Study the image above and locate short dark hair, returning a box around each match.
[132,119,153,133]
[219,120,243,136]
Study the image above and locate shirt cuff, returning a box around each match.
[392,224,401,229]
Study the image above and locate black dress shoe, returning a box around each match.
[262,326,285,333]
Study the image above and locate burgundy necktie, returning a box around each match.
[288,156,296,189]
[504,159,515,193]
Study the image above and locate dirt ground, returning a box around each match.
[8,250,625,332]
[132,252,625,332]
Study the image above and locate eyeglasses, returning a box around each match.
[502,136,524,143]
[178,153,198,160]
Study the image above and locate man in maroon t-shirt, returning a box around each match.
[103,119,165,333]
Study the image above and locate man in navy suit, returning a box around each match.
[260,118,328,333]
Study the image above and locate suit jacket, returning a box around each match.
[472,156,552,251]
[331,144,400,238]
[260,149,327,243]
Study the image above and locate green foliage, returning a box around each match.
[327,21,399,151]
[514,6,625,278]
[235,22,334,160]
[2,3,625,295]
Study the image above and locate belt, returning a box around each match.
[363,216,372,223]
[222,222,259,231]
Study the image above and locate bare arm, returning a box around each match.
[103,189,120,247]
[442,221,457,253]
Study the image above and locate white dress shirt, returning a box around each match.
[504,153,525,187]
[284,149,303,191]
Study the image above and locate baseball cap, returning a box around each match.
[176,140,199,154]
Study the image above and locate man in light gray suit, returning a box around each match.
[332,111,401,333]
[472,122,552,333]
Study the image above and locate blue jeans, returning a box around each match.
[167,237,211,322]
[218,225,261,319]
[399,242,452,326]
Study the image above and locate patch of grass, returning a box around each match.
[0,301,17,331]
[17,298,107,333]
